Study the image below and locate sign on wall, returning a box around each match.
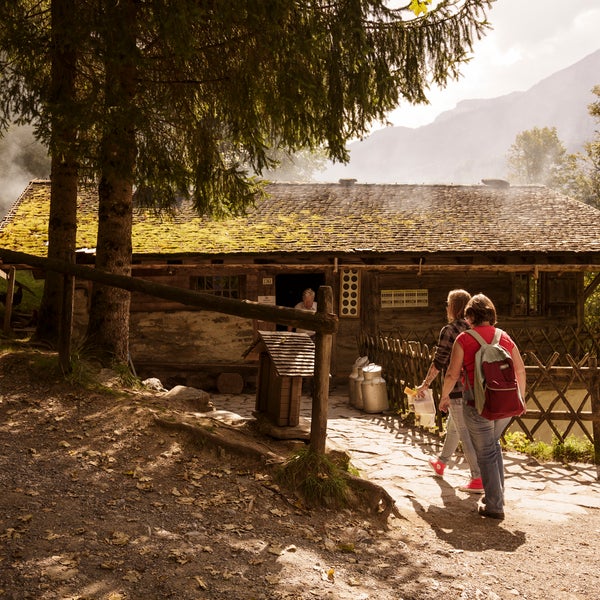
[381,289,428,308]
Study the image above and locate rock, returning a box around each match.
[142,377,166,392]
[162,385,213,411]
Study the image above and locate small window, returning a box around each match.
[513,274,539,316]
[381,289,428,308]
[191,275,241,299]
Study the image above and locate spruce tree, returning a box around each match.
[1,0,495,364]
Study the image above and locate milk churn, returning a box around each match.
[348,356,369,407]
[361,364,389,413]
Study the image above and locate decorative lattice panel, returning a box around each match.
[339,268,360,317]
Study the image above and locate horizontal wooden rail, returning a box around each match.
[0,248,338,334]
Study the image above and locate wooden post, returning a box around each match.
[2,267,17,334]
[589,356,600,478]
[310,286,334,455]
[58,274,75,375]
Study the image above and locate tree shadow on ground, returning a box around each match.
[409,477,527,552]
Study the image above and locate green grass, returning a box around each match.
[0,269,44,313]
[275,446,350,509]
[502,431,594,464]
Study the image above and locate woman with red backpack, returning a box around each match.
[440,294,526,520]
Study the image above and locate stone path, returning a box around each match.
[211,389,600,525]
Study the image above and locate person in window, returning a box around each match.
[289,288,317,338]
[440,293,526,520]
[417,289,482,494]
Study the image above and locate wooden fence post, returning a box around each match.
[310,286,333,455]
[589,356,600,477]
[58,274,75,375]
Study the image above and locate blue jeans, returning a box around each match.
[439,399,481,480]
[463,404,511,513]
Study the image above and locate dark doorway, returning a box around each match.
[275,272,326,330]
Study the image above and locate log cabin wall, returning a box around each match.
[68,259,585,390]
[372,270,581,339]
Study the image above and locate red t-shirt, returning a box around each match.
[455,326,515,388]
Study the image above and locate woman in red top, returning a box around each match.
[440,294,526,520]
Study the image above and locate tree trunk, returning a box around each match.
[85,0,137,365]
[35,0,78,347]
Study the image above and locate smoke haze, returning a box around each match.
[0,125,50,218]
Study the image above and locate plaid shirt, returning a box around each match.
[433,318,469,393]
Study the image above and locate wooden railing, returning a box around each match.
[374,324,600,365]
[357,332,600,465]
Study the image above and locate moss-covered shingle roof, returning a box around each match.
[1,180,599,257]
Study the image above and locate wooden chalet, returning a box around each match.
[1,179,599,390]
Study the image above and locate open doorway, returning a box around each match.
[275,272,326,331]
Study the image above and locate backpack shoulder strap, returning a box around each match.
[465,328,486,347]
[492,328,503,345]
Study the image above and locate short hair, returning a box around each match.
[447,289,471,321]
[302,288,315,298]
[464,293,497,326]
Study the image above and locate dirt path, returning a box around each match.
[1,349,599,600]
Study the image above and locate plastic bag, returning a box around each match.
[406,387,436,427]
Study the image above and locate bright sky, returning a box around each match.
[382,0,600,129]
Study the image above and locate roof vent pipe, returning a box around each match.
[481,179,510,188]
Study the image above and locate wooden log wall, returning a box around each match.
[372,271,582,339]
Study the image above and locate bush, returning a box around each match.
[502,431,594,464]
[552,436,594,463]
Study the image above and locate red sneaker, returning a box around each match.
[459,478,484,493]
[428,458,446,477]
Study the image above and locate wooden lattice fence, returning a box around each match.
[376,325,600,365]
[357,332,600,465]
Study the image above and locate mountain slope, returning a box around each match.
[317,49,600,185]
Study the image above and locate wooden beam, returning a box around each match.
[2,266,16,334]
[0,248,338,334]
[134,262,600,273]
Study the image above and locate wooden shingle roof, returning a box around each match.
[249,331,314,377]
[1,179,599,257]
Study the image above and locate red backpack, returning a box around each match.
[465,328,526,420]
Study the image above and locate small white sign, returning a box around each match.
[258,295,276,305]
[262,277,273,285]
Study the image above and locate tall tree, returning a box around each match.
[0,0,86,347]
[2,0,497,365]
[37,0,80,344]
[83,0,137,361]
[507,126,567,186]
[555,86,600,209]
[85,0,497,365]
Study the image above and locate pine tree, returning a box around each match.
[1,0,496,364]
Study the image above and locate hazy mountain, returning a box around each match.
[316,49,600,185]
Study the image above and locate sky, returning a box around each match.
[382,0,600,129]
